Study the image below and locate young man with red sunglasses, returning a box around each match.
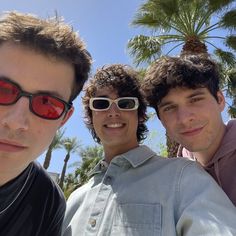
[62,64,236,236]
[0,11,91,235]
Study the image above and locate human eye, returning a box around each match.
[190,96,204,103]
[162,104,176,112]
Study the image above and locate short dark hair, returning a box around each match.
[83,64,148,143]
[142,55,221,116]
[0,11,92,102]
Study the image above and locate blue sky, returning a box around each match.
[2,0,232,175]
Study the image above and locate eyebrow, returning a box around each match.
[158,101,174,109]
[158,89,206,108]
[0,75,65,99]
[95,95,110,98]
[34,89,64,99]
[186,89,206,98]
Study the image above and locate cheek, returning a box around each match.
[128,112,139,128]
[91,112,101,132]
[34,121,61,142]
[160,118,175,135]
[160,116,169,129]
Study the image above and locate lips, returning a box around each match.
[180,126,204,137]
[105,123,124,128]
[0,140,27,152]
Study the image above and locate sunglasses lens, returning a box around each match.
[32,95,65,119]
[92,99,110,110]
[118,98,136,109]
[0,80,19,104]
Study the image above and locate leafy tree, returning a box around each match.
[75,145,103,186]
[59,137,81,189]
[144,127,167,156]
[43,129,65,169]
[62,145,103,198]
[128,0,236,156]
[63,173,79,200]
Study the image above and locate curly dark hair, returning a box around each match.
[0,11,92,102]
[142,55,221,117]
[83,64,148,144]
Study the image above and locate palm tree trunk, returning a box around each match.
[59,153,70,189]
[43,148,52,169]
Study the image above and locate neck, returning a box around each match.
[0,164,29,186]
[193,124,226,166]
[104,144,139,163]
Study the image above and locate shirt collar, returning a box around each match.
[118,145,156,168]
[89,145,156,177]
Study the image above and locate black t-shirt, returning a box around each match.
[0,162,66,236]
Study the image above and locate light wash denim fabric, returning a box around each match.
[62,145,236,236]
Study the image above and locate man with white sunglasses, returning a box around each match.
[63,64,236,236]
[0,11,91,236]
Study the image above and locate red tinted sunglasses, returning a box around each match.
[0,78,72,120]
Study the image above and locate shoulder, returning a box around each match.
[227,119,236,130]
[33,162,59,187]
[66,178,94,207]
[146,152,196,174]
[31,161,65,206]
[63,179,94,231]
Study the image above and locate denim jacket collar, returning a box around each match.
[90,145,156,177]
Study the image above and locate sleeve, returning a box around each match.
[176,162,236,236]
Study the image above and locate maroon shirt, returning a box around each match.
[178,119,236,206]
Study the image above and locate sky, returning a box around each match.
[1,0,232,175]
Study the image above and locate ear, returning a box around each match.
[216,91,225,112]
[60,106,74,127]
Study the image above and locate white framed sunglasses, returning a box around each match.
[89,97,139,111]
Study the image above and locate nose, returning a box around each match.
[176,106,195,125]
[107,102,121,118]
[1,97,30,131]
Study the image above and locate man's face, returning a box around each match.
[158,87,225,154]
[0,43,74,176]
[91,87,139,156]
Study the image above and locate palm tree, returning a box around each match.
[59,137,81,189]
[43,129,65,169]
[128,0,236,65]
[63,173,79,199]
[128,0,236,156]
[62,145,103,198]
[225,67,236,118]
[75,145,103,186]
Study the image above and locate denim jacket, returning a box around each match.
[62,145,236,236]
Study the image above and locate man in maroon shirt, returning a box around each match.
[142,55,236,206]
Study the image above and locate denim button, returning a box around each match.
[89,218,96,227]
[106,176,112,184]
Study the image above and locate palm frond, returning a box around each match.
[127,35,162,65]
[62,137,81,154]
[208,0,235,12]
[159,0,179,17]
[221,9,236,30]
[225,35,236,51]
[228,105,236,117]
[214,48,236,67]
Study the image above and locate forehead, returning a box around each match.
[94,86,119,98]
[160,87,209,103]
[0,42,74,100]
